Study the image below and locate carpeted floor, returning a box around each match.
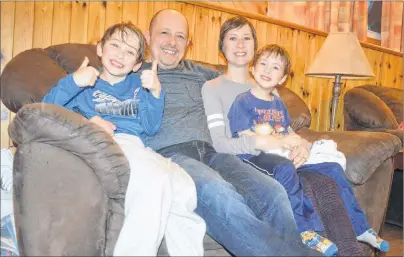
[381,223,403,257]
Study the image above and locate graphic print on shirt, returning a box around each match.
[251,108,288,135]
[253,108,285,124]
[93,88,140,116]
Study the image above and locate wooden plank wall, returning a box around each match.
[207,1,268,16]
[1,1,402,148]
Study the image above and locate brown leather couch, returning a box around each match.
[344,84,403,144]
[344,85,403,228]
[1,44,401,256]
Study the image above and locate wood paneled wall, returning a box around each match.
[207,1,267,16]
[1,1,403,148]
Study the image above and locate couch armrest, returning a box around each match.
[385,129,403,145]
[8,103,130,199]
[297,128,401,185]
[14,142,112,256]
[344,87,398,130]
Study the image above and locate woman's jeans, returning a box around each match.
[157,140,320,256]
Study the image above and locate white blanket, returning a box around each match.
[266,139,346,170]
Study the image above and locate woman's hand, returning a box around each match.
[281,134,303,150]
[289,139,312,168]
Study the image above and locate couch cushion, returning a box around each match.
[195,59,312,131]
[358,85,403,124]
[278,87,311,131]
[385,129,403,145]
[297,128,402,185]
[45,43,102,74]
[0,49,67,113]
[158,234,229,256]
[344,87,399,129]
[194,60,227,74]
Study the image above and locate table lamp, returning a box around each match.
[305,32,375,131]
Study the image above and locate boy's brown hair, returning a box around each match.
[219,16,258,56]
[99,22,146,63]
[252,44,291,76]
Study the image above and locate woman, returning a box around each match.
[201,16,388,257]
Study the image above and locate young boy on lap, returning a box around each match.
[228,44,389,256]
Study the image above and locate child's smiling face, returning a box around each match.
[252,53,288,90]
[97,29,142,83]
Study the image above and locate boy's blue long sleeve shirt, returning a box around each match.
[42,73,165,142]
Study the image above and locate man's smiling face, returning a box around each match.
[147,10,189,70]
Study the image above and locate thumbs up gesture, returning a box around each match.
[140,60,162,99]
[72,56,100,87]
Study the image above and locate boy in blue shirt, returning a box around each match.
[42,22,205,256]
[228,44,389,256]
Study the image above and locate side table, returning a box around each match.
[385,150,403,227]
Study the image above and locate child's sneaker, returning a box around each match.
[357,228,390,252]
[301,231,338,257]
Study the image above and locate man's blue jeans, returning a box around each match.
[157,140,320,256]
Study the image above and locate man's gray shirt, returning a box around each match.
[139,60,220,150]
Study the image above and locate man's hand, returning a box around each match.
[89,116,116,136]
[73,56,100,87]
[140,60,162,98]
[289,139,311,168]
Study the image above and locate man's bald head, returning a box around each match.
[149,9,188,35]
[146,8,190,69]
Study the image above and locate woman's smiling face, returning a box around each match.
[222,24,255,67]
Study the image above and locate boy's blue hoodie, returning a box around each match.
[42,73,165,142]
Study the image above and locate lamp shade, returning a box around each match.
[305,32,375,79]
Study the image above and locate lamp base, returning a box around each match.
[329,74,342,131]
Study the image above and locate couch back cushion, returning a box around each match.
[195,60,312,130]
[0,44,102,113]
[45,44,103,74]
[1,48,67,113]
[278,86,311,130]
[358,85,402,124]
[344,85,400,130]
[1,43,311,130]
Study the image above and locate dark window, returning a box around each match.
[368,1,382,39]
